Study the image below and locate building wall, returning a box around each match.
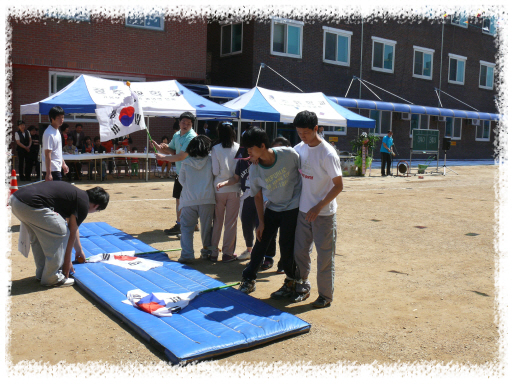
[10,16,207,152]
[207,17,499,159]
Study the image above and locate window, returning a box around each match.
[126,13,164,30]
[45,8,90,22]
[369,110,392,135]
[410,114,430,136]
[372,37,396,73]
[448,54,467,85]
[271,18,303,58]
[221,23,243,56]
[476,120,491,141]
[479,61,495,90]
[413,46,434,80]
[323,26,352,66]
[445,117,462,140]
[451,13,468,28]
[49,72,145,122]
[482,17,497,36]
[323,125,347,135]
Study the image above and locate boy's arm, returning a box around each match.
[254,189,265,241]
[216,174,240,190]
[44,150,52,181]
[63,215,79,278]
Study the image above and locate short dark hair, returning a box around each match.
[293,110,318,130]
[84,136,92,143]
[59,123,69,132]
[75,123,83,129]
[48,106,65,123]
[179,111,196,124]
[241,127,270,150]
[93,136,100,142]
[217,122,235,148]
[28,125,37,132]
[66,136,73,142]
[186,135,211,158]
[271,137,291,147]
[161,135,169,142]
[17,119,25,126]
[86,187,110,211]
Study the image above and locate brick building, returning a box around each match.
[206,15,499,159]
[10,12,207,155]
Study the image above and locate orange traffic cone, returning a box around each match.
[10,169,18,195]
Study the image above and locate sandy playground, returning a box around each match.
[6,165,499,367]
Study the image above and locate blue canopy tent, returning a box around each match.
[20,75,240,181]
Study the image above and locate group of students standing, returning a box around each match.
[153,110,343,308]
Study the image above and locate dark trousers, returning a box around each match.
[241,195,276,257]
[17,150,32,180]
[381,152,392,176]
[42,171,62,181]
[29,155,40,179]
[242,207,299,281]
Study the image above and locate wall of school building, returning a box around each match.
[207,16,499,159]
[10,15,208,154]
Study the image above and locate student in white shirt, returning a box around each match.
[42,106,69,181]
[292,111,343,308]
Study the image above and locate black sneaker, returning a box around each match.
[164,223,181,235]
[239,278,256,294]
[291,290,310,303]
[311,296,331,308]
[270,278,295,300]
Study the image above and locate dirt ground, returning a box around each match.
[6,165,500,368]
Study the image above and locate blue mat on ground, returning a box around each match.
[72,222,311,364]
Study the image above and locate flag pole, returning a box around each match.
[199,282,241,295]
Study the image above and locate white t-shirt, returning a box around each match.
[294,139,342,216]
[42,125,63,172]
[211,142,240,194]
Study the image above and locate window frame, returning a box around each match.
[270,17,304,59]
[220,22,243,57]
[409,114,431,137]
[412,46,435,80]
[482,17,497,36]
[451,13,468,28]
[48,71,146,122]
[444,117,462,140]
[371,36,397,74]
[448,53,467,85]
[475,120,491,142]
[322,26,352,67]
[479,60,495,90]
[125,13,164,31]
[369,110,392,136]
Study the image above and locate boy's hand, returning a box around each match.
[305,204,322,222]
[256,223,264,242]
[62,259,75,278]
[155,153,166,161]
[216,181,226,191]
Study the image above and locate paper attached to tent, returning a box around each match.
[222,86,375,128]
[20,74,239,119]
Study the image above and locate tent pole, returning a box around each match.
[39,114,42,180]
[146,117,149,182]
[237,118,241,143]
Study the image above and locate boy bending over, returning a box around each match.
[238,127,302,299]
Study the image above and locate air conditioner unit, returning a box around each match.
[401,113,411,120]
[471,119,481,125]
[437,116,447,122]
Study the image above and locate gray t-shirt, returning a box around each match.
[249,146,301,212]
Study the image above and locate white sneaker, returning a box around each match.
[238,250,251,260]
[47,277,74,287]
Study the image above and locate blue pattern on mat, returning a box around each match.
[72,222,311,364]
